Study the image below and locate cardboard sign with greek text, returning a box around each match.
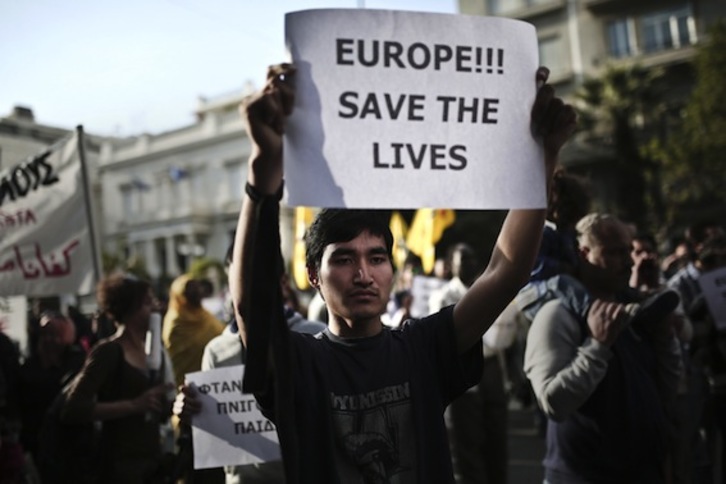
[186,366,280,469]
[284,9,542,209]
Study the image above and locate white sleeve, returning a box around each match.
[201,343,215,371]
[428,287,446,313]
[483,301,521,352]
[524,300,613,421]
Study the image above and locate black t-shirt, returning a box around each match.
[258,305,483,483]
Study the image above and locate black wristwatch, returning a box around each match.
[245,181,284,202]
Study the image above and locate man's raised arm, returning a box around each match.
[229,64,296,348]
[453,67,577,352]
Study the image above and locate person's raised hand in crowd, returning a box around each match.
[630,248,660,291]
[172,384,202,425]
[241,63,296,195]
[531,67,577,172]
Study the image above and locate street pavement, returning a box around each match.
[507,404,546,483]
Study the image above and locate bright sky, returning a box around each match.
[0,0,457,137]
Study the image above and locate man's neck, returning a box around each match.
[328,316,383,339]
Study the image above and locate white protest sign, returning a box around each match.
[699,267,726,331]
[284,9,543,209]
[186,366,281,469]
[409,275,448,318]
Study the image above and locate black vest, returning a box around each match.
[544,318,669,484]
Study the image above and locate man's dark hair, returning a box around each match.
[304,209,394,270]
[698,233,726,269]
[548,168,591,227]
[686,221,723,247]
[633,232,657,250]
[198,278,214,298]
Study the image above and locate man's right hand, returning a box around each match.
[587,299,628,346]
[242,63,296,195]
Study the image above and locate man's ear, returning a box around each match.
[307,266,319,289]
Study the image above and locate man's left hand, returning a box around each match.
[531,67,577,163]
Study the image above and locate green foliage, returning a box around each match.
[188,257,225,286]
[101,250,124,274]
[651,20,726,226]
[126,254,151,281]
[577,64,669,230]
[579,65,666,138]
[101,249,150,281]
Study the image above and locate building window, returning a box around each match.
[155,238,168,276]
[487,0,551,15]
[170,173,189,208]
[539,35,567,78]
[488,0,519,15]
[121,187,133,218]
[221,105,240,124]
[677,15,691,47]
[641,7,694,53]
[175,235,189,273]
[190,167,205,204]
[225,160,243,201]
[642,13,674,53]
[607,19,633,58]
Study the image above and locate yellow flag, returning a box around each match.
[406,209,456,274]
[292,207,314,290]
[407,209,436,274]
[389,211,409,271]
[433,209,456,242]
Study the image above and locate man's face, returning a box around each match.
[314,230,393,324]
[631,239,656,261]
[583,222,633,292]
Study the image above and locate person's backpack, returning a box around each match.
[36,343,123,484]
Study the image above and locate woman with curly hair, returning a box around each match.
[62,274,175,483]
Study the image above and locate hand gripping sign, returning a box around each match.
[283,9,543,209]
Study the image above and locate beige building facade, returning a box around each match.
[98,88,295,293]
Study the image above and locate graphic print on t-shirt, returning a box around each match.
[330,382,415,483]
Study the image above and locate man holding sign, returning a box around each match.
[227,53,574,481]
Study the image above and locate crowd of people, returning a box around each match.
[1,60,725,484]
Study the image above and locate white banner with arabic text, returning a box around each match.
[0,131,95,296]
